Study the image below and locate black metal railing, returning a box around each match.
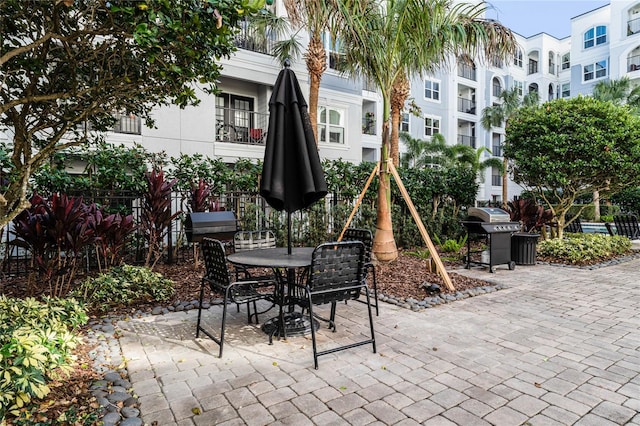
[457,97,476,114]
[216,108,269,145]
[362,116,376,135]
[457,134,476,148]
[628,17,640,36]
[627,54,640,72]
[457,63,476,81]
[234,19,276,55]
[113,113,142,135]
[492,145,502,157]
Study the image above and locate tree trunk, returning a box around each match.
[305,35,327,145]
[501,156,508,208]
[593,190,600,222]
[390,73,410,167]
[372,112,398,262]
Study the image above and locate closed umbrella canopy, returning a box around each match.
[260,62,327,214]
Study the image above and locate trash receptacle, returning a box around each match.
[511,233,539,265]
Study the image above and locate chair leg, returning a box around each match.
[364,287,377,354]
[369,266,379,316]
[307,295,320,369]
[195,281,206,338]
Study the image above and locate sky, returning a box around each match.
[485,1,611,39]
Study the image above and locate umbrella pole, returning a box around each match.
[287,212,292,255]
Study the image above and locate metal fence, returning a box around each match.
[1,190,361,278]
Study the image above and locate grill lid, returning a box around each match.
[467,207,511,223]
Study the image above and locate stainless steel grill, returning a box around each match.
[462,207,520,273]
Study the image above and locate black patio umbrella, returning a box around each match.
[260,60,327,254]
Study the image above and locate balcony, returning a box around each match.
[362,115,376,135]
[457,97,476,115]
[627,54,640,72]
[628,17,640,36]
[492,145,502,157]
[457,134,476,148]
[77,112,141,135]
[216,109,269,145]
[234,19,276,55]
[457,63,476,81]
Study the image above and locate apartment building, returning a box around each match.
[32,0,639,203]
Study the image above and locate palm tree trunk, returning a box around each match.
[390,73,410,167]
[501,156,508,208]
[372,105,398,262]
[305,35,327,144]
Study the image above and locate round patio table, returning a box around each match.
[227,247,318,342]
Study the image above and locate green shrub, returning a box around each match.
[0,297,87,419]
[538,234,632,264]
[73,264,174,312]
[600,215,614,223]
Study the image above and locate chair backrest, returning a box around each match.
[234,230,276,251]
[613,214,640,239]
[307,241,365,305]
[342,228,373,263]
[201,238,231,291]
[565,217,583,233]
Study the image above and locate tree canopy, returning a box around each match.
[0,0,263,230]
[506,96,640,236]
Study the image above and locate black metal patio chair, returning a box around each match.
[342,228,379,316]
[290,241,376,369]
[613,214,640,239]
[564,217,583,233]
[195,238,275,357]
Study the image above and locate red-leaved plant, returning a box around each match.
[141,169,181,269]
[507,197,554,238]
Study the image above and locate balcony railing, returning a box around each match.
[113,113,141,134]
[492,145,502,157]
[627,54,640,72]
[362,116,376,135]
[457,97,476,115]
[216,109,269,145]
[457,134,476,148]
[457,63,476,81]
[234,19,276,55]
[77,113,142,135]
[363,79,377,92]
[528,60,538,75]
[628,17,640,36]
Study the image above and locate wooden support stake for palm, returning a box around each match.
[338,160,455,292]
[387,160,454,291]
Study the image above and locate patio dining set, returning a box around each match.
[194,228,379,369]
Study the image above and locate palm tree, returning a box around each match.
[338,0,517,261]
[593,76,640,111]
[590,77,640,220]
[282,0,357,142]
[481,87,539,207]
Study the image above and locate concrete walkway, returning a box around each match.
[116,260,640,425]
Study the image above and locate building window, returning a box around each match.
[424,80,440,101]
[491,167,502,186]
[424,116,440,137]
[400,112,410,132]
[318,106,345,144]
[561,82,570,98]
[492,133,502,157]
[323,33,345,71]
[583,59,607,81]
[548,51,556,75]
[514,49,523,67]
[514,80,523,96]
[561,52,570,70]
[584,25,607,49]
